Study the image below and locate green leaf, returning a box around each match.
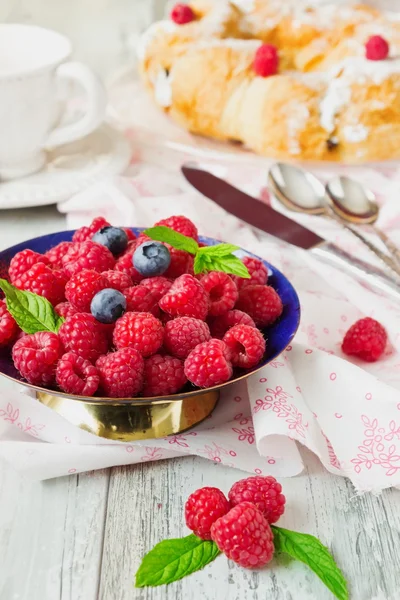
[144,226,199,255]
[135,534,221,588]
[199,254,250,278]
[0,278,64,334]
[272,526,348,600]
[198,243,240,257]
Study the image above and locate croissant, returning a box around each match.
[138,0,400,162]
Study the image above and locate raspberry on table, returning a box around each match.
[253,43,279,77]
[342,317,387,362]
[155,215,198,240]
[123,286,159,317]
[102,270,133,292]
[365,35,389,61]
[62,241,115,277]
[55,302,78,320]
[164,246,192,279]
[185,487,230,540]
[164,316,211,359]
[113,312,164,357]
[208,309,256,339]
[143,354,187,397]
[139,277,172,302]
[223,324,266,368]
[96,347,144,397]
[200,271,238,316]
[228,476,286,524]
[45,242,75,268]
[236,285,283,327]
[65,269,108,312]
[16,262,66,306]
[211,501,275,568]
[0,299,19,347]
[184,339,232,388]
[159,274,209,321]
[115,249,144,283]
[232,257,268,290]
[59,313,108,362]
[72,217,111,243]
[56,351,100,396]
[12,331,63,386]
[9,249,50,283]
[170,3,195,25]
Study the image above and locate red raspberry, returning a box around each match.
[65,269,108,312]
[170,3,195,25]
[155,215,198,240]
[16,262,66,305]
[45,242,75,268]
[232,257,268,290]
[115,249,144,283]
[200,271,238,316]
[102,270,133,291]
[143,354,187,397]
[72,217,110,243]
[123,228,136,243]
[9,249,50,283]
[123,286,160,317]
[56,351,99,396]
[211,502,274,568]
[164,316,211,359]
[236,285,282,327]
[59,313,108,362]
[12,331,63,386]
[55,302,78,320]
[228,476,286,524]
[365,35,389,61]
[223,324,265,368]
[342,317,387,362]
[0,299,19,347]
[164,247,192,279]
[208,309,256,339]
[96,347,144,397]
[139,277,172,302]
[159,274,209,321]
[135,233,151,247]
[253,44,279,77]
[113,312,163,357]
[185,487,230,540]
[184,339,232,387]
[62,241,115,277]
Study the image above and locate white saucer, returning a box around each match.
[0,124,131,210]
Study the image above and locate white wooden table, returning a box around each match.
[0,208,399,600]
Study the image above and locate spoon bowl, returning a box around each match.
[325,176,379,225]
[268,162,326,215]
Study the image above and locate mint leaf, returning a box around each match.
[198,243,240,257]
[135,534,220,587]
[196,254,250,278]
[272,526,348,600]
[0,278,64,334]
[144,226,199,255]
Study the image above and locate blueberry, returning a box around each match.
[92,226,128,255]
[91,288,127,324]
[133,241,171,276]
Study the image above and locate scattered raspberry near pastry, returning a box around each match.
[342,317,387,362]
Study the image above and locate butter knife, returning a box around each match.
[181,165,400,303]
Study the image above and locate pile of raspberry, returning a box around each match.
[185,475,286,568]
[0,215,284,398]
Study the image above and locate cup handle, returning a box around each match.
[45,61,107,148]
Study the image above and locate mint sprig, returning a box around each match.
[135,534,220,587]
[272,526,348,600]
[0,278,64,334]
[144,226,250,278]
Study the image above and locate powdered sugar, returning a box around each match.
[285,103,310,155]
[343,124,369,143]
[153,69,172,108]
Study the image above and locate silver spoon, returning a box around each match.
[326,175,400,265]
[268,163,400,278]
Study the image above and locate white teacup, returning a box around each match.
[0,24,107,180]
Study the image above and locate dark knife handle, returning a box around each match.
[312,242,400,303]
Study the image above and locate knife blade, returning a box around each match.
[182,165,400,303]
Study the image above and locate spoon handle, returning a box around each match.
[373,226,400,265]
[312,242,400,304]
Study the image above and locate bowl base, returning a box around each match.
[36,389,219,441]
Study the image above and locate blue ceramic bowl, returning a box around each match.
[0,229,300,401]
